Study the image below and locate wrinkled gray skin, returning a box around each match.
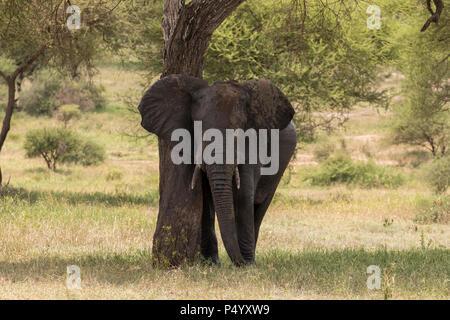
[139,74,297,266]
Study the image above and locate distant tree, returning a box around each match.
[390,0,449,156]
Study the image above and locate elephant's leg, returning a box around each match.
[254,122,297,248]
[253,193,275,247]
[200,173,220,265]
[235,165,256,264]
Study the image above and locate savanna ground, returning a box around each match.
[0,63,448,300]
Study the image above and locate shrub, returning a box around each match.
[21,70,107,115]
[56,104,82,127]
[424,155,450,194]
[24,128,106,171]
[78,140,106,166]
[55,80,107,111]
[304,152,404,188]
[21,70,63,116]
[24,128,79,170]
[414,195,449,225]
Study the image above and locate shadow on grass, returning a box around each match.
[0,186,158,207]
[0,248,448,296]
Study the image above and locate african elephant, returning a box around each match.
[139,74,297,266]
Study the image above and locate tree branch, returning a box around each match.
[421,0,444,32]
[11,45,47,80]
[161,0,246,77]
[437,52,450,65]
[188,0,247,35]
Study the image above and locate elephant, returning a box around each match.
[138,74,297,266]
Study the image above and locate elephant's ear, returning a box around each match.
[242,79,295,130]
[138,74,208,140]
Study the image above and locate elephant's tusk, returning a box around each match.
[191,165,202,190]
[234,166,240,190]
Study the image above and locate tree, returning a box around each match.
[389,0,449,156]
[133,0,447,265]
[24,127,105,171]
[24,128,80,171]
[149,0,246,267]
[0,0,122,182]
[149,0,365,266]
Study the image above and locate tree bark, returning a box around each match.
[0,79,16,153]
[162,0,246,78]
[152,0,245,266]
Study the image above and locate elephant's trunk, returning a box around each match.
[206,164,245,266]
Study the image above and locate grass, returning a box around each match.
[0,248,448,299]
[0,65,449,300]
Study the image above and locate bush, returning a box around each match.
[21,70,107,116]
[56,104,82,127]
[24,128,105,171]
[21,70,63,116]
[414,195,449,225]
[24,128,79,170]
[55,80,106,111]
[424,155,450,194]
[304,152,404,188]
[78,140,106,166]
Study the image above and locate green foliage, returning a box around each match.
[205,0,390,140]
[0,1,123,78]
[424,155,450,194]
[78,140,106,166]
[305,152,404,188]
[24,128,80,170]
[117,0,164,77]
[389,64,449,156]
[118,0,390,140]
[24,128,105,171]
[21,70,63,116]
[388,0,449,156]
[414,195,449,225]
[57,104,82,127]
[21,72,107,116]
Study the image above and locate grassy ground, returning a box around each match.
[0,65,448,299]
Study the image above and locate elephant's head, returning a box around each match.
[138,74,294,265]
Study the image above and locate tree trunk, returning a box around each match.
[0,79,16,153]
[152,0,246,266]
[0,45,46,180]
